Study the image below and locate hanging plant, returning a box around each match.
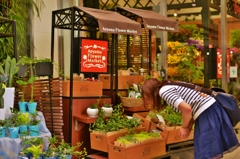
[229,29,240,48]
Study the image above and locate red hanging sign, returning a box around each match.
[80,39,108,73]
[217,48,230,78]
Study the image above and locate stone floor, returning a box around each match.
[222,123,240,159]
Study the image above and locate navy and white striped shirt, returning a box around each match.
[159,85,216,120]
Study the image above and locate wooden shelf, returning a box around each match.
[73,114,97,124]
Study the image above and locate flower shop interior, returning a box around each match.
[0,0,240,159]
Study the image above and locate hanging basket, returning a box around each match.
[120,97,142,107]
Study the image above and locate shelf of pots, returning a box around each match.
[0,56,20,116]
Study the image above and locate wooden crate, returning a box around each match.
[90,127,146,152]
[62,81,103,97]
[99,75,144,89]
[108,138,166,159]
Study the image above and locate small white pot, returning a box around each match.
[102,107,113,117]
[86,108,99,118]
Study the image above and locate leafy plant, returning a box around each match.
[29,111,41,126]
[230,29,240,48]
[0,79,6,109]
[0,56,19,87]
[16,79,28,102]
[28,76,36,103]
[17,112,30,125]
[89,98,100,109]
[5,109,20,127]
[47,134,58,148]
[157,105,182,127]
[56,140,87,159]
[103,102,112,108]
[25,145,42,159]
[0,119,7,127]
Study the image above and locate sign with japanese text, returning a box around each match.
[217,48,230,78]
[80,39,108,73]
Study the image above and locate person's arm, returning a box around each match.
[178,101,192,138]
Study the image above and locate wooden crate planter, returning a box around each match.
[108,138,166,159]
[62,81,103,97]
[99,75,144,89]
[90,126,145,152]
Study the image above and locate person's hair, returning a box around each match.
[142,78,168,111]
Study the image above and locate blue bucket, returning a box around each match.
[29,125,39,136]
[19,125,28,136]
[27,102,38,114]
[18,102,28,113]
[0,126,6,138]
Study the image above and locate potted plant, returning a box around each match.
[16,79,28,113]
[0,56,20,115]
[101,101,113,117]
[5,109,20,138]
[47,135,58,148]
[28,111,41,136]
[56,140,87,159]
[35,57,53,76]
[27,76,37,114]
[42,147,57,159]
[20,136,44,158]
[0,119,7,138]
[25,145,42,159]
[17,112,30,136]
[86,98,100,118]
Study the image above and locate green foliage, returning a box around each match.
[157,105,182,126]
[0,0,45,59]
[0,82,5,109]
[16,79,28,102]
[89,104,141,133]
[29,111,41,126]
[17,112,30,125]
[103,101,112,108]
[56,140,87,159]
[89,98,100,109]
[229,29,240,48]
[28,76,36,103]
[25,145,42,158]
[0,119,7,127]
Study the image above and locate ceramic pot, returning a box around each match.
[102,107,113,117]
[86,108,98,118]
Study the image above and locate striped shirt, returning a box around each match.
[159,85,216,120]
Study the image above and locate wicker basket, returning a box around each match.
[120,97,143,107]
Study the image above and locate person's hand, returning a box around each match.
[179,127,191,139]
[188,118,195,131]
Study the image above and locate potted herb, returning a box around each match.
[28,111,41,136]
[27,76,37,114]
[0,119,7,138]
[6,110,20,138]
[101,101,113,117]
[0,56,20,115]
[17,112,30,136]
[56,140,87,159]
[47,135,58,148]
[25,145,42,159]
[16,79,28,113]
[86,98,100,118]
[20,136,44,158]
[43,147,57,159]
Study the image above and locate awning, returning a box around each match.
[77,6,142,35]
[117,7,179,32]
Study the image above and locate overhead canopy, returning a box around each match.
[117,7,179,32]
[77,6,142,35]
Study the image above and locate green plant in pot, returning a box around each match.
[16,79,28,113]
[5,109,21,139]
[56,140,87,159]
[101,101,113,117]
[86,98,100,118]
[28,111,41,136]
[17,112,30,136]
[20,136,43,158]
[27,76,37,114]
[25,145,42,159]
[0,119,7,138]
[0,56,20,115]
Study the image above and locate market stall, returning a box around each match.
[51,6,143,153]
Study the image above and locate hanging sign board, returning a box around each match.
[230,66,238,78]
[80,39,108,73]
[217,48,230,79]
